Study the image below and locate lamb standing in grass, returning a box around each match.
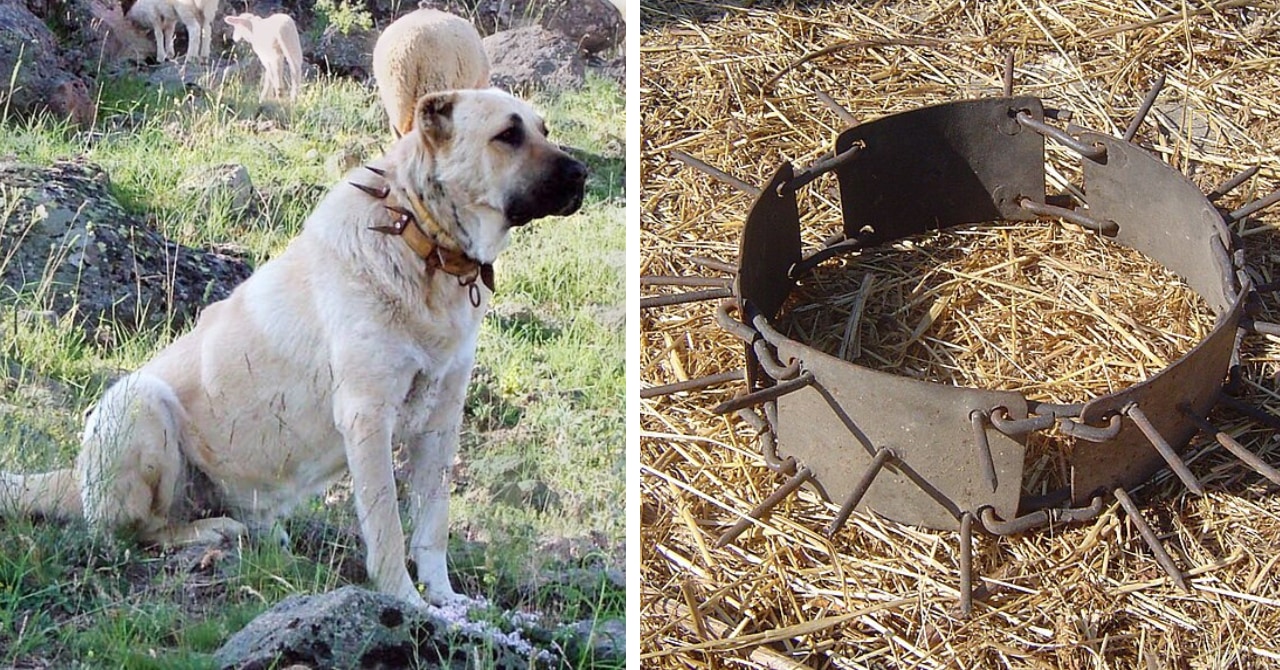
[372,9,490,137]
[126,0,219,62]
[225,13,304,102]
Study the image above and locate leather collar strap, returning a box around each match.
[352,169,495,305]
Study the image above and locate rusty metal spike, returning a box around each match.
[1184,411,1280,487]
[712,372,815,415]
[384,205,414,219]
[1207,165,1260,202]
[670,150,761,197]
[688,255,738,274]
[349,181,389,199]
[641,288,734,310]
[715,467,814,548]
[1123,73,1166,142]
[959,512,975,617]
[640,275,732,288]
[1113,487,1190,592]
[640,370,744,400]
[364,165,387,177]
[1002,52,1014,97]
[1126,404,1205,495]
[1226,186,1280,223]
[971,411,998,493]
[825,447,895,537]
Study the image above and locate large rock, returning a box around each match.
[0,0,96,126]
[309,24,376,79]
[26,0,151,65]
[483,26,585,94]
[214,586,561,669]
[0,160,252,343]
[541,0,621,55]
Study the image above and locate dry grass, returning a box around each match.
[640,1,1280,668]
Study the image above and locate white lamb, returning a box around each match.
[126,0,218,62]
[225,12,304,102]
[372,9,490,137]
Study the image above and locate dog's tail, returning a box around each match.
[0,468,82,519]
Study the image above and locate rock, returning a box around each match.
[309,24,376,79]
[540,0,621,55]
[561,618,624,666]
[413,0,530,37]
[181,163,256,214]
[0,0,97,126]
[592,52,624,87]
[28,0,152,65]
[0,160,252,344]
[214,586,562,670]
[483,26,585,94]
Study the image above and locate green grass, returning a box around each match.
[0,64,624,667]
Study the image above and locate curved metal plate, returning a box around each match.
[1069,133,1242,501]
[776,342,1028,530]
[833,97,1046,243]
[737,163,803,389]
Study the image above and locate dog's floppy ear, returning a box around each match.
[415,92,456,148]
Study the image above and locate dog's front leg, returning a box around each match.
[407,426,460,605]
[407,368,468,605]
[338,401,420,605]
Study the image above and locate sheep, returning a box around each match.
[372,9,490,137]
[126,0,219,62]
[125,0,177,62]
[225,12,304,102]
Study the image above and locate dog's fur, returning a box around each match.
[225,12,304,102]
[127,0,218,62]
[0,89,587,606]
[373,9,490,137]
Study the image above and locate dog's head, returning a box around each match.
[403,89,588,264]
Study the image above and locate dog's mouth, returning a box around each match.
[505,155,589,228]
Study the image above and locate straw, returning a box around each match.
[641,1,1280,667]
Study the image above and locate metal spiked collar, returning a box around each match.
[350,166,494,307]
[643,72,1280,615]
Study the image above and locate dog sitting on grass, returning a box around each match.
[0,89,588,607]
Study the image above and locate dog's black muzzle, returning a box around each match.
[505,153,589,227]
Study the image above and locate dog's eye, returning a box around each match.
[493,126,523,147]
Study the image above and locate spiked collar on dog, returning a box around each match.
[351,166,494,307]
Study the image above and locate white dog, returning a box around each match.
[0,89,587,606]
[127,0,218,62]
[373,9,490,137]
[225,12,304,101]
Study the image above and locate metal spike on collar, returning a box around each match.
[642,61,1280,616]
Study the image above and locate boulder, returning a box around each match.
[483,26,585,94]
[0,0,97,126]
[214,586,561,669]
[26,0,151,66]
[0,160,252,344]
[309,23,375,79]
[541,0,621,55]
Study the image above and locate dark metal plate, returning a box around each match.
[775,342,1028,530]
[1069,133,1243,501]
[833,97,1046,243]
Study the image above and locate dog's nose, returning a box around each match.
[560,155,588,185]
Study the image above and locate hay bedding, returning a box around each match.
[641,1,1280,668]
